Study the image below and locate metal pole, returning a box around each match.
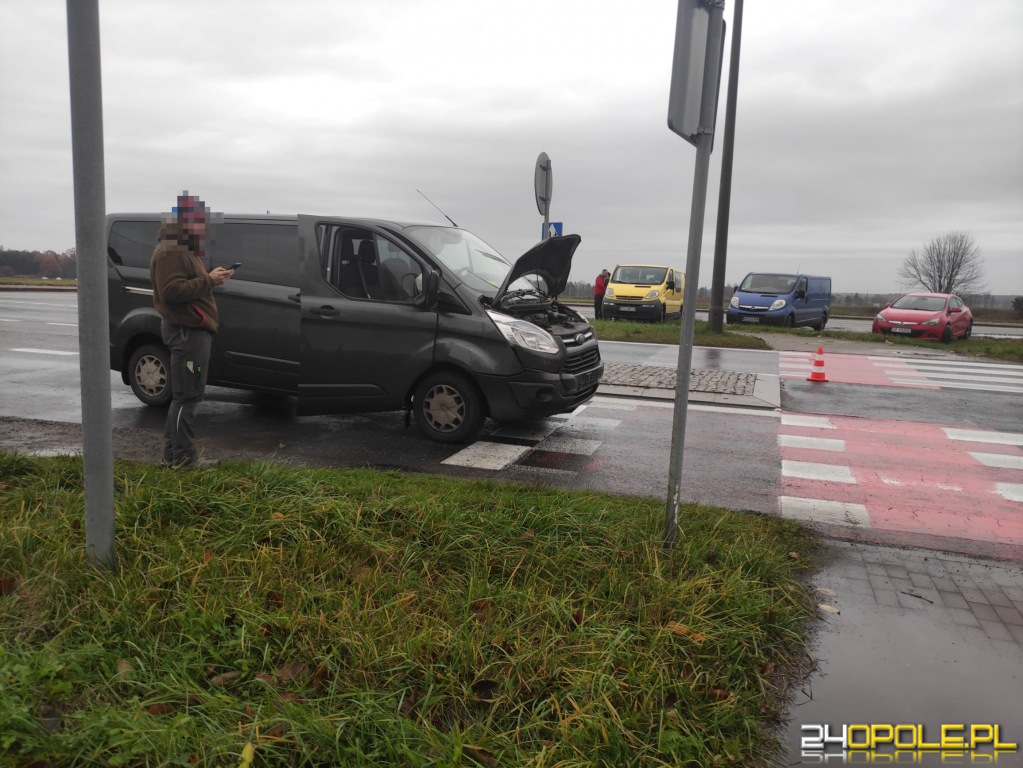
[664,1,725,548]
[67,0,115,570]
[708,0,744,333]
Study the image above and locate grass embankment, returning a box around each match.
[0,454,815,767]
[591,317,1023,364]
[0,277,76,287]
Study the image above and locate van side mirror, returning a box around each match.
[667,279,675,291]
[796,289,806,299]
[415,268,440,310]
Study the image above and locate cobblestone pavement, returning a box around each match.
[601,362,757,395]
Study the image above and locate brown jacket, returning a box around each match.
[150,221,220,333]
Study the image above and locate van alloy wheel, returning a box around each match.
[414,371,485,443]
[128,342,172,406]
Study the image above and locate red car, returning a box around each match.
[872,292,973,342]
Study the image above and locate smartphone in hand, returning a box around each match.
[227,262,242,270]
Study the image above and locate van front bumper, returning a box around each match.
[476,362,604,422]
[726,308,788,326]
[602,300,661,320]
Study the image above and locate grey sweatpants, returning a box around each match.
[160,320,212,465]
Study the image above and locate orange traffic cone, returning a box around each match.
[807,346,828,382]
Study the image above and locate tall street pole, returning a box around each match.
[67,0,115,570]
[708,0,744,333]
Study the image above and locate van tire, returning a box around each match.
[654,303,665,323]
[413,371,485,443]
[813,313,827,331]
[786,314,796,329]
[128,343,172,407]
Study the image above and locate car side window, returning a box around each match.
[322,226,423,302]
[798,277,808,294]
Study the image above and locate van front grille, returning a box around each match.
[562,347,601,374]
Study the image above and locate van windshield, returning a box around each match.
[611,266,667,285]
[406,225,514,292]
[739,274,798,294]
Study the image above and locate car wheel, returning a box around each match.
[413,371,485,443]
[816,313,828,331]
[128,343,172,406]
[941,323,953,343]
[965,321,973,339]
[653,303,665,323]
[786,314,796,329]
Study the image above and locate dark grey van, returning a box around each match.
[107,214,603,442]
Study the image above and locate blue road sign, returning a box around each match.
[543,222,563,239]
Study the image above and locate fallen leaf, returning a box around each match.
[145,702,174,715]
[520,529,535,543]
[244,705,255,718]
[665,621,690,636]
[788,551,799,560]
[275,662,310,683]
[271,511,284,521]
[571,609,584,627]
[116,659,134,679]
[255,672,276,685]
[818,604,840,614]
[263,724,286,739]
[239,742,255,768]
[471,599,496,618]
[186,694,203,705]
[209,670,243,686]
[37,704,60,732]
[266,591,284,609]
[0,575,18,596]
[463,746,497,767]
[188,755,199,765]
[815,587,837,597]
[203,549,213,564]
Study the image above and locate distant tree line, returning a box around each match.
[0,246,77,279]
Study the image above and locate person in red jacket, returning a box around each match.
[593,269,610,319]
[150,193,234,468]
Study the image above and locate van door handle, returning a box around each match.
[288,293,300,303]
[310,305,339,317]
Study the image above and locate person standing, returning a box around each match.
[594,268,610,319]
[150,193,234,468]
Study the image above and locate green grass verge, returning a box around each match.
[590,317,1023,364]
[0,454,815,767]
[590,319,772,351]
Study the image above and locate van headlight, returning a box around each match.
[487,310,559,354]
[604,286,615,297]
[770,299,787,310]
[729,296,739,308]
[645,290,659,299]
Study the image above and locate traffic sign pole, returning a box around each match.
[664,0,726,548]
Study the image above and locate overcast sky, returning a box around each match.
[1,1,1021,294]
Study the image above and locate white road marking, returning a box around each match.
[869,357,1023,372]
[779,496,871,527]
[535,435,602,455]
[969,452,1023,470]
[943,428,1023,446]
[491,422,563,441]
[778,435,846,452]
[890,379,1023,394]
[781,414,836,429]
[996,483,1023,503]
[0,318,20,322]
[9,348,78,356]
[558,416,622,430]
[882,370,1023,385]
[441,442,531,470]
[46,322,78,327]
[782,460,856,483]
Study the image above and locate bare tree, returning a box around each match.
[897,231,985,295]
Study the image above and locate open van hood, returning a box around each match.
[493,234,580,303]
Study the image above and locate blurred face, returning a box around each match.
[180,209,208,239]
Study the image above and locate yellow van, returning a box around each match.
[601,264,684,322]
